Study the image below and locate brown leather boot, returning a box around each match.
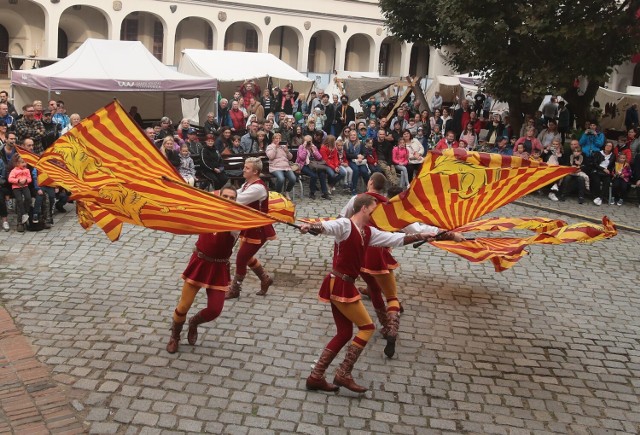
[166,320,184,354]
[251,264,273,296]
[333,344,368,393]
[384,311,400,358]
[225,274,244,300]
[306,348,340,392]
[187,312,207,345]
[375,308,389,338]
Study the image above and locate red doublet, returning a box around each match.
[361,192,399,275]
[240,179,277,244]
[319,221,371,303]
[181,232,235,291]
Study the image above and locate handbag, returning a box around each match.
[289,162,301,173]
[308,160,329,171]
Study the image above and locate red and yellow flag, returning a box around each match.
[267,192,295,223]
[19,101,277,240]
[371,149,576,231]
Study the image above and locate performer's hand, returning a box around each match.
[449,232,466,242]
[300,224,311,234]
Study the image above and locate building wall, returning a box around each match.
[0,0,454,79]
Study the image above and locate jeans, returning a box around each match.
[301,165,328,195]
[13,187,31,222]
[349,162,370,194]
[395,164,409,188]
[33,186,55,221]
[339,165,353,187]
[589,171,611,201]
[272,170,297,193]
[322,167,344,188]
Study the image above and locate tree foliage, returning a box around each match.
[380,0,640,128]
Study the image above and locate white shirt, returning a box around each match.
[237,181,267,205]
[322,218,406,247]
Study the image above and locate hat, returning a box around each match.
[187,127,197,134]
[43,109,52,115]
[348,121,356,127]
[499,136,509,141]
[417,126,424,131]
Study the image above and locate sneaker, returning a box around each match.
[2,221,9,231]
[608,197,615,205]
[616,199,623,206]
[32,214,39,224]
[578,197,585,204]
[548,192,558,201]
[321,193,331,200]
[21,214,29,224]
[593,197,602,206]
[550,184,559,192]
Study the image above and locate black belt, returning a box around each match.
[331,269,356,284]
[193,248,229,263]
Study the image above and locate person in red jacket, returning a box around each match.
[228,100,247,136]
[435,130,459,150]
[319,135,345,192]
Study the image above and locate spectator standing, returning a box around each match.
[430,91,443,112]
[266,132,296,199]
[625,103,639,132]
[15,104,46,154]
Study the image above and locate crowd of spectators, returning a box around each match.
[2,85,639,233]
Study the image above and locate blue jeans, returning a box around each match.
[301,165,328,195]
[349,162,370,194]
[271,170,297,193]
[33,186,55,220]
[322,167,344,188]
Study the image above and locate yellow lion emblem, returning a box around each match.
[53,137,114,181]
[431,155,501,199]
[99,184,184,225]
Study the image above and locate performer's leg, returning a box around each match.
[167,282,199,353]
[361,272,389,337]
[374,272,401,358]
[248,256,273,296]
[226,241,261,299]
[332,300,375,393]
[188,289,225,345]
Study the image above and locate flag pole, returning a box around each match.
[161,176,315,233]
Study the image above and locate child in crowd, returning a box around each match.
[335,139,353,192]
[529,148,543,163]
[313,107,326,131]
[7,155,32,232]
[429,125,442,150]
[570,144,590,191]
[179,144,196,186]
[366,119,378,140]
[611,153,632,206]
[512,143,530,159]
[392,138,410,189]
[362,138,382,174]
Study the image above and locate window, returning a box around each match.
[153,21,163,61]
[206,26,213,50]
[307,36,317,72]
[0,24,8,76]
[379,43,390,76]
[57,29,68,58]
[120,18,138,41]
[245,28,258,52]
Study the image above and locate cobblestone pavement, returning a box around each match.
[0,192,639,434]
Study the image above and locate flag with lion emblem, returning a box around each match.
[18,101,277,240]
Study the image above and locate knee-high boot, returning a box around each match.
[251,263,273,296]
[333,344,368,393]
[225,274,244,300]
[384,311,400,358]
[187,312,207,345]
[375,308,389,338]
[166,320,184,354]
[306,348,340,392]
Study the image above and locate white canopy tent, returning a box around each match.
[595,87,640,131]
[178,49,313,100]
[11,39,217,124]
[425,75,508,114]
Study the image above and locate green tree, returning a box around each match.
[380,0,640,134]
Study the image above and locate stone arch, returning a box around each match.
[120,11,167,61]
[308,30,339,73]
[409,42,430,77]
[0,0,44,61]
[59,5,109,55]
[175,17,216,62]
[268,26,302,69]
[344,33,373,72]
[224,21,262,53]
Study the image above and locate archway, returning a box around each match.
[308,30,338,73]
[268,26,300,69]
[633,63,640,87]
[224,22,260,53]
[174,17,215,64]
[0,0,45,64]
[409,42,430,77]
[0,24,8,76]
[59,5,109,55]
[344,33,373,72]
[379,37,402,76]
[120,11,165,61]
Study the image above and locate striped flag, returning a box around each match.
[21,101,277,239]
[371,149,577,231]
[267,192,296,223]
[432,217,617,271]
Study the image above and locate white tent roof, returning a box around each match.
[179,49,313,99]
[11,39,217,122]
